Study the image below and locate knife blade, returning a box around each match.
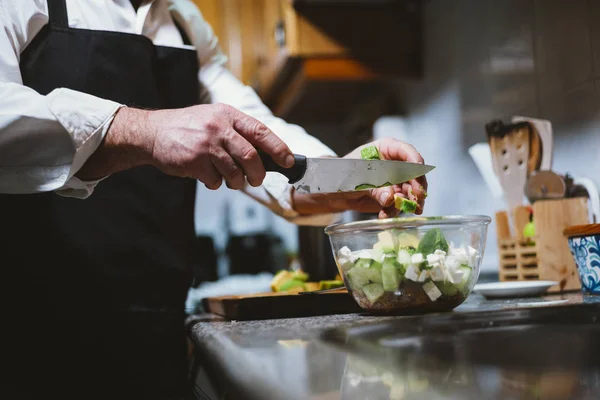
[259,152,435,194]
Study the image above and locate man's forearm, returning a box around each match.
[76,107,156,180]
[292,190,346,215]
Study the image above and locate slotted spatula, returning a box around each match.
[486,120,532,223]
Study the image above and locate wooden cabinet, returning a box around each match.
[192,0,422,125]
[192,0,265,86]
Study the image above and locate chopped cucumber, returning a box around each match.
[347,264,383,289]
[362,283,385,304]
[459,265,472,289]
[405,246,417,255]
[376,231,397,253]
[360,146,381,160]
[355,258,373,269]
[373,242,396,257]
[355,184,377,190]
[396,262,407,277]
[396,232,420,249]
[353,248,384,263]
[355,182,393,190]
[318,280,344,290]
[290,270,309,282]
[271,270,292,291]
[436,281,458,297]
[372,248,385,263]
[394,195,418,213]
[436,266,472,296]
[347,268,369,289]
[382,259,400,292]
[279,279,305,292]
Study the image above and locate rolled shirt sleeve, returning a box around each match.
[0,2,121,198]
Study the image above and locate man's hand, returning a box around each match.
[292,138,428,219]
[77,103,294,190]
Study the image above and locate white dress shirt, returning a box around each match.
[0,0,340,226]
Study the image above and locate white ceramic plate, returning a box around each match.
[473,281,558,299]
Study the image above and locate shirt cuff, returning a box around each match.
[260,172,342,227]
[47,89,122,198]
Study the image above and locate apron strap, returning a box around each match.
[48,1,191,46]
[48,0,69,28]
[173,19,192,46]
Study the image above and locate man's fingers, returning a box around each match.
[379,205,400,219]
[192,156,223,190]
[227,106,294,168]
[417,175,428,192]
[401,183,415,200]
[409,179,425,199]
[224,133,265,187]
[370,187,395,207]
[205,179,223,190]
[210,149,245,190]
[409,178,427,212]
[378,137,424,164]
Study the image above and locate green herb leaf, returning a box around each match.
[417,228,449,255]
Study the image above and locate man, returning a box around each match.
[0,0,427,399]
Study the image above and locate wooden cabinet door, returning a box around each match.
[192,0,266,86]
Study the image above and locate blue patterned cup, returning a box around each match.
[565,224,600,295]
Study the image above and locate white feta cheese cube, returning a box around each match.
[411,253,424,264]
[339,246,352,256]
[449,246,466,256]
[449,268,465,284]
[449,247,469,265]
[468,246,479,265]
[338,246,356,264]
[352,249,380,262]
[468,246,479,256]
[434,249,447,257]
[423,281,442,302]
[430,266,445,281]
[405,265,419,282]
[397,249,412,265]
[339,246,353,258]
[444,256,460,270]
[417,270,430,282]
[426,254,442,267]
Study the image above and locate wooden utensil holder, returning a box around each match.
[495,197,589,292]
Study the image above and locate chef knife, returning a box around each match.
[258,151,435,194]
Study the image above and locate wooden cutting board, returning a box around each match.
[203,290,362,320]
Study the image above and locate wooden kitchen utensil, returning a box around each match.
[486,120,532,234]
[496,197,589,292]
[512,116,554,171]
[203,290,361,320]
[527,124,542,175]
[512,205,531,242]
[525,170,567,203]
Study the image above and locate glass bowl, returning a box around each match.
[325,215,491,314]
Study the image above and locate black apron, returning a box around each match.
[2,1,200,398]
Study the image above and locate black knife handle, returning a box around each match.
[258,150,307,184]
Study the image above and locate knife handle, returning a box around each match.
[258,151,307,184]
